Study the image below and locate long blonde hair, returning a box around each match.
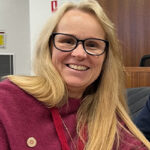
[8,0,150,149]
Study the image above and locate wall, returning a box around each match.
[29,0,51,61]
[99,0,150,66]
[29,0,80,60]
[0,0,31,75]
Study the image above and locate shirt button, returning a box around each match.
[27,137,37,148]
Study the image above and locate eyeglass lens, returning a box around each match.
[53,33,107,55]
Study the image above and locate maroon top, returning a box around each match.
[0,79,148,150]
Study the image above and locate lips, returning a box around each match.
[66,64,89,71]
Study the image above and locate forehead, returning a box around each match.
[55,9,105,39]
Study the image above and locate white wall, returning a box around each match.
[0,0,31,75]
[29,0,51,61]
[29,0,81,60]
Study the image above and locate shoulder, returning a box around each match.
[0,79,24,96]
[134,95,150,124]
[0,79,49,128]
[146,95,150,110]
[119,127,147,150]
[0,78,48,111]
[0,80,52,150]
[0,79,43,118]
[134,95,150,141]
[113,119,148,150]
[0,79,33,104]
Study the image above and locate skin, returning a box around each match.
[52,9,106,99]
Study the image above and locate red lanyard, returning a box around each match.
[50,107,70,150]
[50,107,85,150]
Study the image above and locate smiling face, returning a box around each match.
[51,9,106,99]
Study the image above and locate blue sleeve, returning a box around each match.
[134,95,150,141]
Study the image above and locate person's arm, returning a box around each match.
[0,121,10,150]
[134,95,150,141]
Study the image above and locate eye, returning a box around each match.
[86,41,99,48]
[59,38,75,45]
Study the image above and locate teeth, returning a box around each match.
[68,64,88,71]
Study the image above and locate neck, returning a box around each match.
[68,89,83,99]
[67,86,85,99]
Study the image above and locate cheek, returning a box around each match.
[51,47,59,68]
[94,55,105,68]
[93,56,105,75]
[51,46,60,62]
[51,47,66,69]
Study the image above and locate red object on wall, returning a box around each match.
[51,0,57,12]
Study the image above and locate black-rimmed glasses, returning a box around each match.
[50,33,109,56]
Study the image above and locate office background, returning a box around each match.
[0,0,150,79]
[0,0,80,77]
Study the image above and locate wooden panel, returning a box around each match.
[99,0,150,66]
[125,67,150,88]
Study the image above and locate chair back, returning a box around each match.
[139,54,150,66]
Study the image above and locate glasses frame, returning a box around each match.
[50,32,109,56]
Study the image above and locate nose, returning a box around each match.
[71,43,87,59]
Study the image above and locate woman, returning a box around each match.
[0,0,150,149]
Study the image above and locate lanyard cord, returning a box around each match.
[50,107,85,150]
[50,107,70,150]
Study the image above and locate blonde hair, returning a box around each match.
[8,0,150,149]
